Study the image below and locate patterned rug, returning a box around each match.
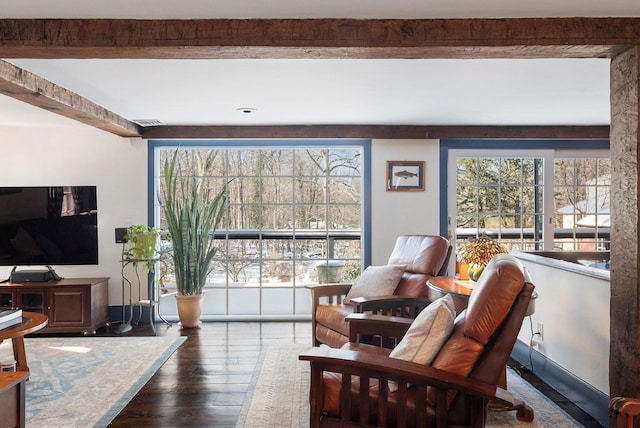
[0,335,186,428]
[236,344,582,427]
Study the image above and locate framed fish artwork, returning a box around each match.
[386,160,425,191]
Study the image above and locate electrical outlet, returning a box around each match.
[536,322,544,341]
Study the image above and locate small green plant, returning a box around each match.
[124,225,160,272]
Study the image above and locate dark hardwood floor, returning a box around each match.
[106,321,311,427]
[102,321,603,427]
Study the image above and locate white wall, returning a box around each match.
[370,139,441,264]
[0,125,148,305]
[516,256,610,394]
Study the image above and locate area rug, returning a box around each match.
[236,344,582,427]
[0,335,186,428]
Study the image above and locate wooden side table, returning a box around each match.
[427,276,474,314]
[0,371,28,428]
[0,312,49,374]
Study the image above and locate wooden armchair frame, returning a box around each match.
[300,254,536,427]
[306,236,452,348]
[306,282,352,346]
[299,346,525,428]
[609,396,640,427]
[351,296,432,318]
[300,311,533,427]
[346,313,413,346]
[306,283,433,346]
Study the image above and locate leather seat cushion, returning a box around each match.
[315,303,354,337]
[316,324,350,349]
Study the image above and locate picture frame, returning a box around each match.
[386,161,425,191]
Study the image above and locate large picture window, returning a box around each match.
[151,141,368,320]
[448,146,610,256]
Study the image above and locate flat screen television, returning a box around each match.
[0,186,98,266]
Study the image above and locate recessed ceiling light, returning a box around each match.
[236,107,257,114]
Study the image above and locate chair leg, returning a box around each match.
[516,404,535,422]
[489,394,535,422]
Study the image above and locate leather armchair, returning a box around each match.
[306,235,452,348]
[300,254,535,427]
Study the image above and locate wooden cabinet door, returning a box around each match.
[48,287,87,327]
[0,290,15,310]
[16,289,46,314]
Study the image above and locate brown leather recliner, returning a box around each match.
[300,254,535,427]
[306,235,451,348]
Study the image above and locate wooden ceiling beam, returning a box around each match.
[0,60,140,137]
[0,17,631,137]
[0,18,638,59]
[140,124,609,140]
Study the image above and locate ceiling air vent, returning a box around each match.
[133,119,163,127]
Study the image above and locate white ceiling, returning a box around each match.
[0,1,637,129]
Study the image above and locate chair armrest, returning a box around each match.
[305,283,352,302]
[610,397,640,427]
[350,295,431,317]
[345,313,413,343]
[299,346,500,397]
[299,346,517,426]
[305,283,353,347]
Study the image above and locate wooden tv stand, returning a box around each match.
[0,277,109,335]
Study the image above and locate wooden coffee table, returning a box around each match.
[0,312,48,374]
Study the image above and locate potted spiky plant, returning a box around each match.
[160,149,227,328]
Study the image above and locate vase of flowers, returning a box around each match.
[458,233,508,282]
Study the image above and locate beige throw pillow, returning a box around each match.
[388,294,456,392]
[344,264,406,304]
